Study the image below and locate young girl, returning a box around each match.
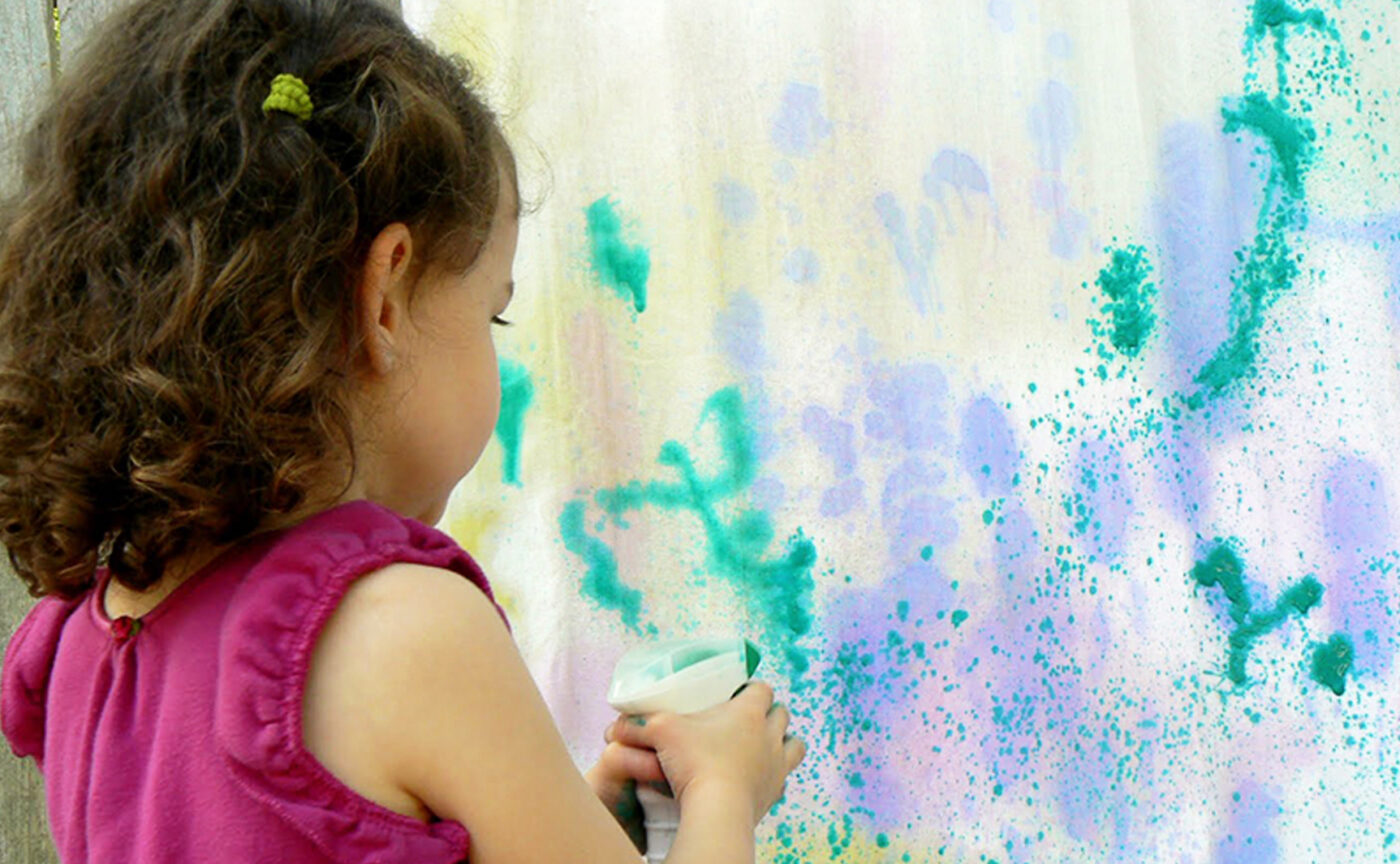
[0,1,805,861]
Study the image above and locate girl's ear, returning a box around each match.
[356,223,415,376]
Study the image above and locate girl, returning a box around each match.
[0,1,805,862]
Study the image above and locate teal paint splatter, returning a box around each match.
[1249,0,1328,40]
[1081,0,1345,409]
[1187,97,1313,402]
[585,196,650,313]
[494,358,534,485]
[950,609,969,628]
[1184,1,1347,406]
[562,387,817,678]
[1222,92,1316,197]
[1090,245,1156,357]
[1310,633,1355,695]
[1189,211,1301,402]
[559,500,644,631]
[1190,541,1324,685]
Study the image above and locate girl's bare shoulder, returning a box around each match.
[301,562,643,862]
[301,563,500,822]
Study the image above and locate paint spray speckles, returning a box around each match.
[585,196,650,313]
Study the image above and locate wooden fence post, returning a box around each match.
[0,0,54,199]
[0,0,62,850]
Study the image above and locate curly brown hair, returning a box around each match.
[0,0,511,598]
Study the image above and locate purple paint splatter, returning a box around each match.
[771,83,832,157]
[782,247,821,283]
[714,289,769,371]
[715,179,757,225]
[1028,81,1077,173]
[1322,456,1395,674]
[803,405,858,475]
[959,396,1020,497]
[874,192,933,316]
[865,362,950,452]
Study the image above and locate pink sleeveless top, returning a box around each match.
[1,500,507,863]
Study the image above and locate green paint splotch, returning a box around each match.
[1310,633,1355,695]
[1089,245,1156,358]
[1183,1,1343,407]
[1189,209,1301,403]
[1223,91,1316,197]
[1190,541,1324,686]
[494,358,534,485]
[1249,0,1328,41]
[561,387,817,679]
[559,500,645,631]
[585,196,650,313]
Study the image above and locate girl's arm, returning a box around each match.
[304,562,789,864]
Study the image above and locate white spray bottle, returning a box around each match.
[607,637,762,864]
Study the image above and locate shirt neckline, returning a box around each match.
[85,500,388,634]
[91,541,245,628]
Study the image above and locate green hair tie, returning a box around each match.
[262,73,313,122]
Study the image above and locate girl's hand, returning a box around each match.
[605,680,807,827]
[585,724,667,853]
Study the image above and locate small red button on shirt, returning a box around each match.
[109,616,141,643]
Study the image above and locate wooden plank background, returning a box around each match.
[0,2,399,860]
[1,0,61,852]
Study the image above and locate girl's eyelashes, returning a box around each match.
[491,315,512,327]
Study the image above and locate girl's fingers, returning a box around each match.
[765,701,790,731]
[598,740,667,784]
[783,734,807,773]
[732,679,775,713]
[607,712,667,749]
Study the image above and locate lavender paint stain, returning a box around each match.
[923,149,994,230]
[874,192,933,316]
[715,179,757,225]
[782,247,821,283]
[715,290,769,371]
[770,83,833,157]
[1321,456,1395,674]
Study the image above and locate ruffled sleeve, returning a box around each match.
[2,594,83,763]
[214,500,508,864]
